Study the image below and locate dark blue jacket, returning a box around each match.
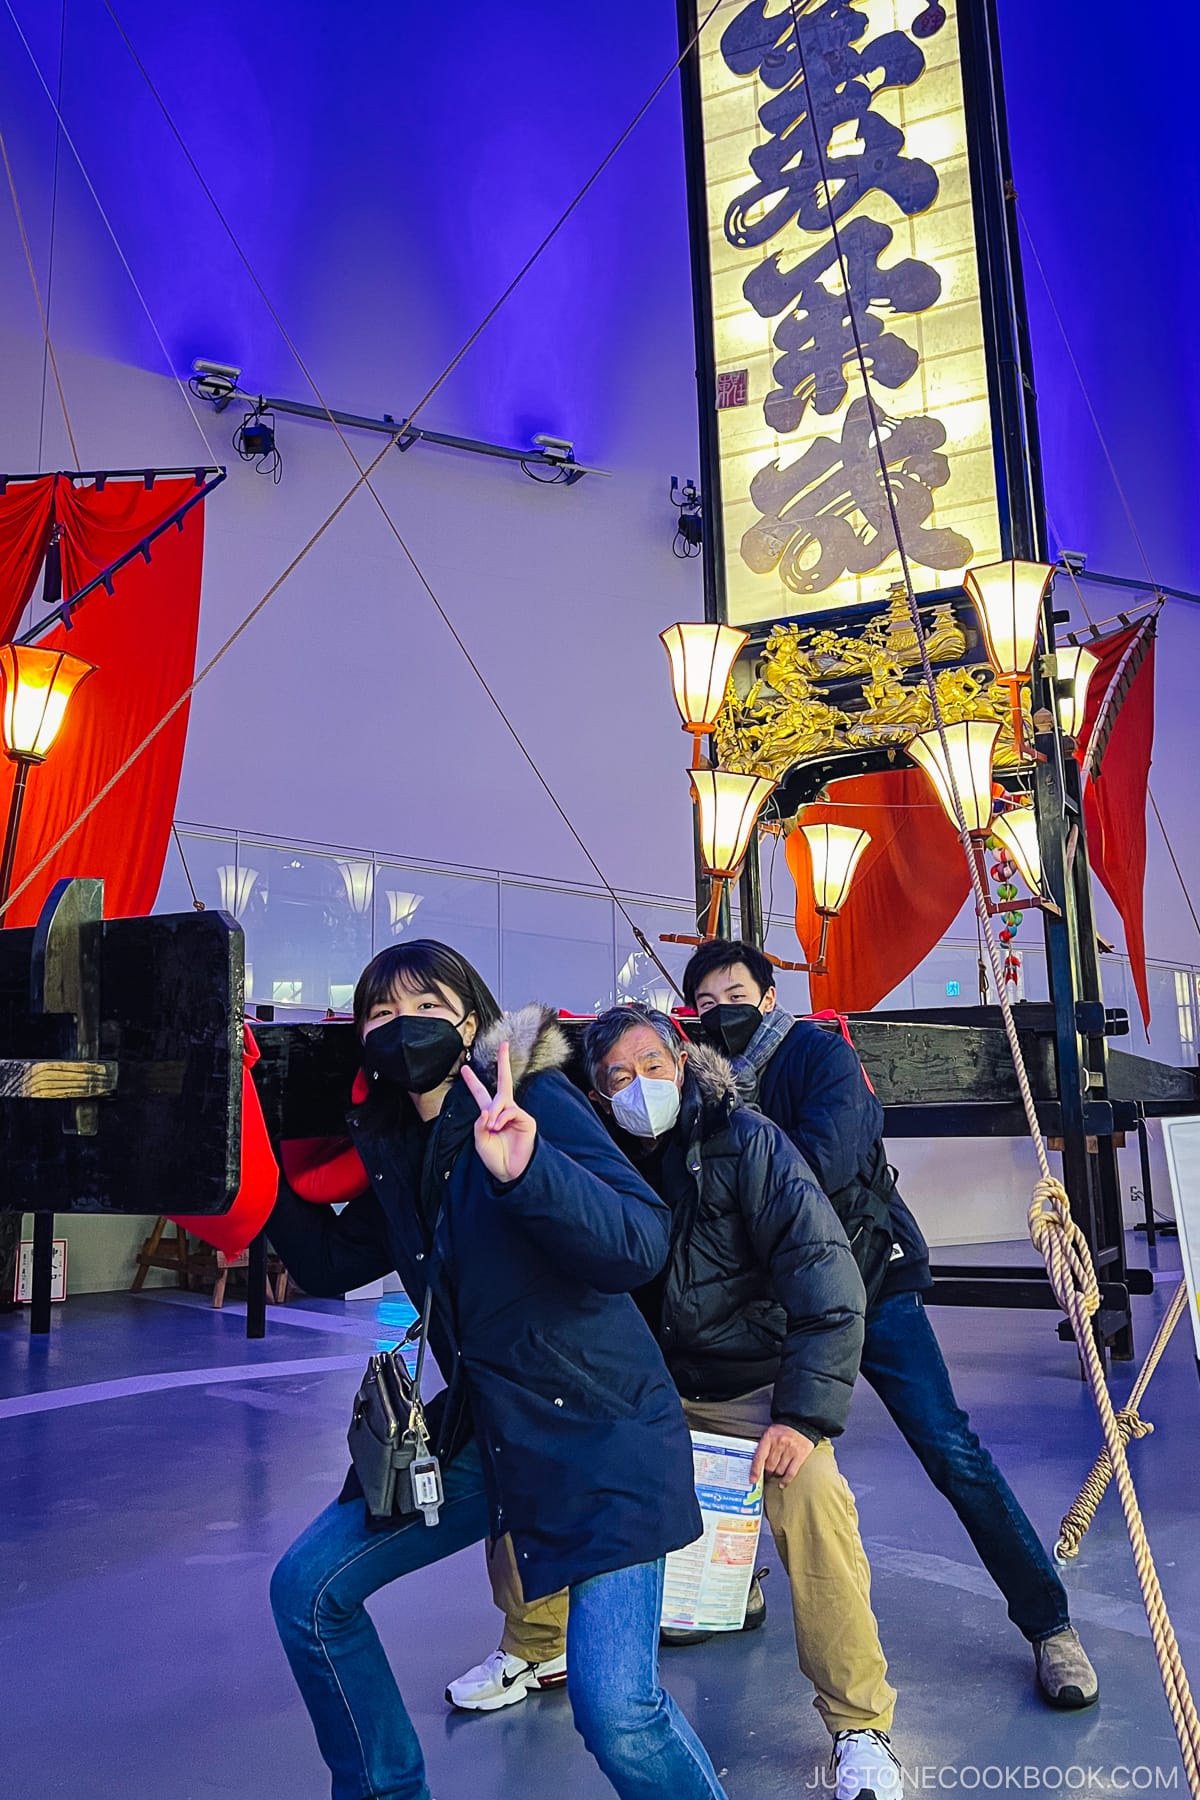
[267,1005,702,1601]
[756,1018,931,1304]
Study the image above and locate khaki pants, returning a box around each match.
[489,1387,896,1736]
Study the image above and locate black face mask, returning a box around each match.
[698,1003,762,1058]
[361,1014,469,1095]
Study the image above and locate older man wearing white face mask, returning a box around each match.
[447,1005,913,1800]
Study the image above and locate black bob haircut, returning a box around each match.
[352,939,503,1037]
[682,939,777,1011]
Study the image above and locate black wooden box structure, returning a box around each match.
[0,880,243,1331]
[3,881,1197,1354]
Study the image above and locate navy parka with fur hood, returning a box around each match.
[267,1005,702,1601]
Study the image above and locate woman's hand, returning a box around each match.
[460,1041,537,1184]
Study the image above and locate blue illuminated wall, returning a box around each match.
[0,0,1197,959]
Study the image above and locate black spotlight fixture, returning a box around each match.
[670,476,703,559]
[234,404,283,482]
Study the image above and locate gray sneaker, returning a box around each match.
[1034,1627,1099,1709]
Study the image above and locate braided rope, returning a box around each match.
[1029,1184,1199,1790]
[1055,1279,1189,1561]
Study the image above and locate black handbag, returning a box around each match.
[347,1288,445,1525]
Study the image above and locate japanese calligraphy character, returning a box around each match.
[721,0,937,248]
[744,216,941,428]
[740,397,973,594]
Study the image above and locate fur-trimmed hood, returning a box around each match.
[471,1004,571,1088]
[682,1038,741,1112]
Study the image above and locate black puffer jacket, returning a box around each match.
[645,1043,865,1443]
[757,1018,931,1304]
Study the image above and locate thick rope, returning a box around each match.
[779,5,1200,1782]
[1055,1278,1189,1562]
[1030,1185,1199,1789]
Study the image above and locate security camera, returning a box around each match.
[191,358,242,408]
[1058,550,1087,576]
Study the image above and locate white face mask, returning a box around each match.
[609,1073,682,1139]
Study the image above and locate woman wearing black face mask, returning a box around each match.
[266,939,728,1800]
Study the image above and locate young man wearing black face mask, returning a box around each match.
[683,940,1099,1712]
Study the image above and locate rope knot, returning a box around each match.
[1028,1177,1101,1318]
[1115,1405,1154,1444]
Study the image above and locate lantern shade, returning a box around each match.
[0,644,95,763]
[963,560,1054,680]
[338,860,375,914]
[689,768,776,879]
[1055,644,1099,739]
[660,622,749,732]
[990,806,1042,892]
[907,719,1001,835]
[801,823,872,915]
[385,889,422,935]
[217,864,260,921]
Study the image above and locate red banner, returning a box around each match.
[0,476,206,927]
[0,476,56,640]
[1077,624,1156,1032]
[786,767,971,1012]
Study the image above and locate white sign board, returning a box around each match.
[15,1238,68,1304]
[662,1431,764,1633]
[1159,1116,1200,1369]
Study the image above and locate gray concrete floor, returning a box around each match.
[1,1234,1195,1800]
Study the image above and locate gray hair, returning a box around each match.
[582,1003,685,1092]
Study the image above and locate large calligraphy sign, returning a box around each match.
[692,0,1004,625]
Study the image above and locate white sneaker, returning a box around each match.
[832,1730,903,1800]
[445,1647,568,1712]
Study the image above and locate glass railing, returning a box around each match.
[159,823,1200,1067]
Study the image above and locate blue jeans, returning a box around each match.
[860,1291,1070,1643]
[270,1443,728,1800]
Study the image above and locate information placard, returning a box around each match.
[1159,1116,1200,1371]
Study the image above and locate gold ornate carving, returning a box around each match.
[713,606,1026,780]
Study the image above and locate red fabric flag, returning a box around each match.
[785,767,971,1012]
[0,476,205,926]
[0,476,56,639]
[1076,623,1156,1032]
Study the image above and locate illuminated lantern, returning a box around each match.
[217,865,259,921]
[990,806,1041,892]
[661,623,749,764]
[0,644,94,764]
[1055,644,1099,741]
[689,769,776,879]
[907,719,1001,837]
[338,860,375,915]
[801,823,872,916]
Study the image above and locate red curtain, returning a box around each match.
[785,768,971,1011]
[0,476,206,926]
[0,477,56,640]
[1077,624,1156,1033]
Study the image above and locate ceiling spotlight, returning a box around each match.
[190,358,242,409]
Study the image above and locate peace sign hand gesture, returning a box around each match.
[460,1041,538,1184]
